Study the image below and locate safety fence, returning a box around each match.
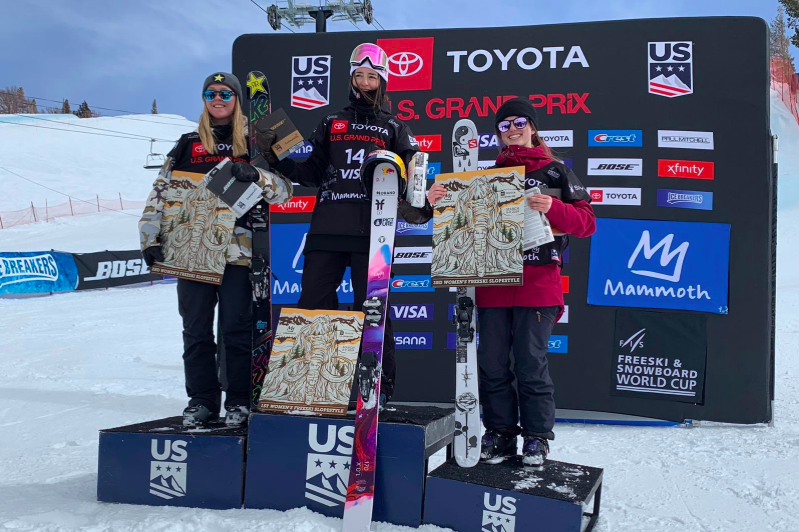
[771,57,799,126]
[0,195,145,229]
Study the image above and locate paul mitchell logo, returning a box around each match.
[482,493,516,532]
[150,439,188,500]
[305,424,352,507]
[658,130,714,150]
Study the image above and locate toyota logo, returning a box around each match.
[333,123,346,131]
[388,52,423,77]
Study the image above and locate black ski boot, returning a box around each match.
[182,405,218,426]
[522,436,550,467]
[480,430,518,464]
[224,405,250,427]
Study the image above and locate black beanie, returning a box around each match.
[495,97,539,130]
[202,72,242,101]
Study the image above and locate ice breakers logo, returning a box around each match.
[482,493,516,532]
[150,439,188,500]
[448,46,588,73]
[395,220,432,236]
[620,328,646,353]
[648,42,693,98]
[0,253,59,289]
[657,189,713,211]
[305,424,352,508]
[291,55,331,110]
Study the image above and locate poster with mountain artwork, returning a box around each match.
[258,308,364,416]
[431,167,526,287]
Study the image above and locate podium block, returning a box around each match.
[97,417,247,509]
[424,456,603,532]
[245,405,454,527]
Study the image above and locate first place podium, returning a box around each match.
[245,405,454,527]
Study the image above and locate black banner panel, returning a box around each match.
[74,250,160,290]
[233,16,774,423]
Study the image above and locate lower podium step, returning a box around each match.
[97,417,247,509]
[245,405,454,527]
[424,456,603,532]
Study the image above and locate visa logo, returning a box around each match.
[390,304,434,320]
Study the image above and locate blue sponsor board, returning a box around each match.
[390,275,434,292]
[588,130,643,147]
[287,140,314,159]
[478,133,500,149]
[0,251,79,296]
[390,303,434,321]
[562,158,573,169]
[547,335,569,354]
[588,218,730,314]
[395,219,433,236]
[657,189,713,211]
[395,332,433,350]
[271,224,353,304]
[426,162,442,180]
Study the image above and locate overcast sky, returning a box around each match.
[0,0,788,121]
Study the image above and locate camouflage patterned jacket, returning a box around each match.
[138,129,293,267]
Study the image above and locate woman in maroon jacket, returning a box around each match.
[476,98,596,467]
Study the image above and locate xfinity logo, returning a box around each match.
[415,135,442,152]
[448,46,588,73]
[620,328,646,352]
[587,159,643,176]
[270,196,316,213]
[588,188,642,206]
[0,253,59,289]
[393,246,432,264]
[482,493,516,532]
[150,439,188,500]
[84,259,150,281]
[658,130,713,150]
[388,52,423,77]
[657,159,714,180]
[305,424,352,508]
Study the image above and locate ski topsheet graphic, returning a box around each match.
[452,118,479,172]
[431,166,526,287]
[246,70,275,410]
[258,309,364,416]
[343,151,403,532]
[450,119,481,468]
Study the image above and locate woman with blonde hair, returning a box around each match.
[138,72,292,427]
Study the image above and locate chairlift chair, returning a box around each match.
[144,139,166,170]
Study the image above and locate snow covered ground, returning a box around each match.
[1,95,798,531]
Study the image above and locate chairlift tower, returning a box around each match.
[267,0,374,33]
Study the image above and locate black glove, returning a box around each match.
[231,162,260,182]
[255,129,280,166]
[142,245,165,267]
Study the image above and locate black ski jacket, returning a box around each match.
[275,101,432,252]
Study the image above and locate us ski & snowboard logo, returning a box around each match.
[481,493,516,532]
[291,56,331,110]
[305,423,353,507]
[648,42,693,98]
[149,439,188,500]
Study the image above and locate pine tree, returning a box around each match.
[74,100,92,118]
[152,99,158,114]
[772,6,795,68]
[61,99,71,114]
[780,0,799,49]
[29,99,38,114]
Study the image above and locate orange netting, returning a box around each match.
[0,196,145,229]
[771,57,799,125]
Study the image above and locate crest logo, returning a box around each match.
[149,439,188,500]
[291,56,330,110]
[648,42,693,98]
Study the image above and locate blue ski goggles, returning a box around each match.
[203,90,235,102]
